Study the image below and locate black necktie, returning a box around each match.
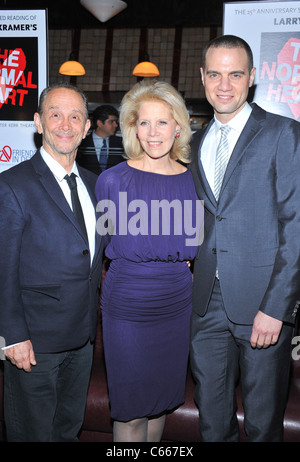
[64,173,88,241]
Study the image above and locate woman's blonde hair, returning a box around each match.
[119,79,192,163]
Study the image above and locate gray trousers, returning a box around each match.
[190,278,293,442]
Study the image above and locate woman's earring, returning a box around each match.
[136,133,139,139]
[175,130,181,139]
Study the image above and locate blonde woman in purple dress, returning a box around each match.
[95,80,203,442]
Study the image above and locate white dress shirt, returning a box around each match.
[200,102,252,194]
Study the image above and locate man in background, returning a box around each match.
[77,104,125,174]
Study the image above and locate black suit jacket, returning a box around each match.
[77,132,125,175]
[0,150,104,353]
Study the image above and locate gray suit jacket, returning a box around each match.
[190,103,300,325]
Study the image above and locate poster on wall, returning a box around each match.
[223,1,300,121]
[0,9,48,172]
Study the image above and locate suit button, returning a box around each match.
[212,248,216,254]
[82,249,89,256]
[216,215,223,221]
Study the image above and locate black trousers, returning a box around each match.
[3,340,93,442]
[190,279,294,442]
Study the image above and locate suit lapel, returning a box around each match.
[197,154,217,209]
[78,166,103,267]
[31,151,101,253]
[221,105,265,194]
[78,166,97,208]
[192,104,266,204]
[31,151,81,232]
[190,121,217,213]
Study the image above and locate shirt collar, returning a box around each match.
[40,146,79,182]
[214,102,252,134]
[92,131,107,144]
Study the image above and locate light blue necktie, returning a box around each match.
[214,125,231,200]
[99,138,108,169]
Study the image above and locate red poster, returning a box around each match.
[0,37,38,121]
[258,32,300,120]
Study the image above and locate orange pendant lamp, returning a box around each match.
[59,60,86,76]
[132,61,159,77]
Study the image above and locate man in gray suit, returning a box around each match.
[189,35,300,442]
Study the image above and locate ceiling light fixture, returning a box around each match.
[80,0,127,23]
[132,61,160,77]
[59,60,86,76]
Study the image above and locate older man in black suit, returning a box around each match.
[0,83,103,441]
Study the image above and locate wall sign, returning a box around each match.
[223,1,300,121]
[0,9,48,172]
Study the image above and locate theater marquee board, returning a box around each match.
[223,1,300,121]
[0,9,47,172]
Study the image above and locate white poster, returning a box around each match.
[0,9,48,172]
[223,1,300,121]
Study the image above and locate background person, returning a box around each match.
[77,104,125,174]
[95,80,202,442]
[0,83,103,441]
[189,34,300,442]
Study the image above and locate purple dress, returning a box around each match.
[95,161,202,421]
